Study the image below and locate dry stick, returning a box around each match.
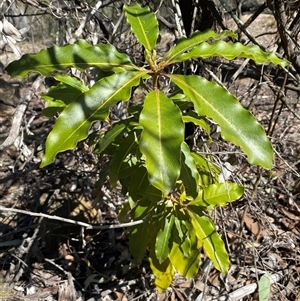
[5,217,42,287]
[235,3,267,36]
[156,12,175,29]
[171,0,186,39]
[0,76,43,154]
[190,0,199,34]
[206,0,228,31]
[73,0,102,40]
[273,0,292,60]
[211,272,283,301]
[218,0,266,50]
[226,58,250,88]
[267,72,288,136]
[0,206,143,229]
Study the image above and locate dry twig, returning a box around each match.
[0,205,144,230]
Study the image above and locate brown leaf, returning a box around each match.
[243,214,264,241]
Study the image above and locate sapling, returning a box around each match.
[6,3,289,291]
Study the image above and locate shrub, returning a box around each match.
[6,3,289,291]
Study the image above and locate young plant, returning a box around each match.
[6,3,288,292]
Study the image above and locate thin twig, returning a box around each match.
[0,206,143,229]
[171,0,186,38]
[218,0,266,50]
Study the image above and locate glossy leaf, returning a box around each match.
[42,79,87,117]
[176,225,191,257]
[176,40,289,67]
[173,206,193,257]
[174,214,185,242]
[149,243,174,292]
[6,40,139,78]
[155,214,175,263]
[182,111,210,134]
[42,86,78,117]
[142,185,164,203]
[54,74,89,92]
[94,123,127,154]
[161,30,237,65]
[128,165,162,202]
[130,222,150,264]
[169,74,274,169]
[188,210,229,273]
[41,71,145,167]
[118,201,131,223]
[191,153,220,176]
[131,197,157,220]
[139,90,184,196]
[109,131,139,187]
[169,225,200,278]
[124,3,158,52]
[180,142,200,198]
[192,183,244,207]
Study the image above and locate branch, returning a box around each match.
[0,206,143,229]
[211,272,283,301]
[218,0,266,50]
[171,0,186,38]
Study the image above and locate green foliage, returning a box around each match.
[6,2,289,292]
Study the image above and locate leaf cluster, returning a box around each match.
[5,3,289,292]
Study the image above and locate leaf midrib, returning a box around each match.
[169,74,246,143]
[57,71,145,151]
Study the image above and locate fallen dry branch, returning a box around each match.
[212,272,283,301]
[0,205,144,229]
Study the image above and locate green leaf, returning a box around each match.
[131,197,156,220]
[128,165,152,200]
[180,142,200,198]
[6,40,139,78]
[176,223,191,257]
[176,40,289,67]
[129,222,150,264]
[173,207,196,257]
[124,3,158,52]
[155,214,175,264]
[258,273,271,301]
[139,90,184,196]
[42,80,87,117]
[169,224,200,279]
[94,122,127,155]
[143,185,164,203]
[149,241,174,292]
[41,71,145,167]
[118,161,141,180]
[192,183,244,207]
[169,74,274,169]
[191,153,219,187]
[161,30,237,65]
[118,201,131,222]
[188,210,230,273]
[191,153,220,177]
[42,92,74,117]
[182,111,210,134]
[109,131,139,187]
[54,74,89,92]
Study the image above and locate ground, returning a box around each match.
[1,12,300,301]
